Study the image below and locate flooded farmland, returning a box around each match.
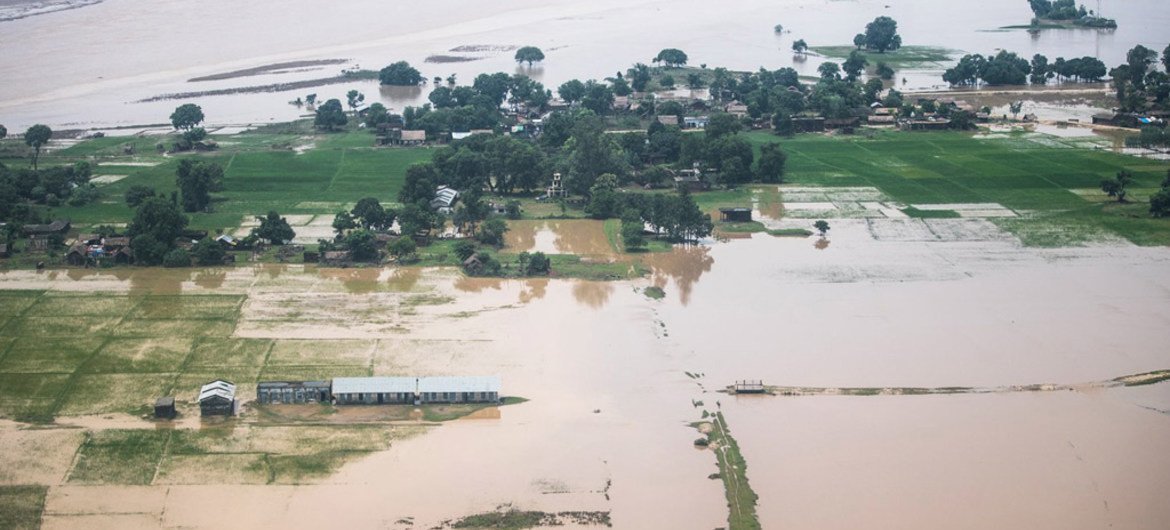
[2,218,1169,528]
[1,0,1168,129]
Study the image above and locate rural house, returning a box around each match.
[154,397,176,419]
[430,186,460,213]
[332,377,417,405]
[21,219,70,237]
[198,380,237,416]
[719,208,753,222]
[418,376,501,404]
[256,381,331,404]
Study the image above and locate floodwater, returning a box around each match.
[4,216,1170,528]
[1,0,1169,130]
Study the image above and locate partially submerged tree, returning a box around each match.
[814,219,830,236]
[346,90,365,116]
[792,39,808,55]
[24,124,52,170]
[379,61,423,86]
[862,16,902,53]
[514,46,545,66]
[654,48,688,67]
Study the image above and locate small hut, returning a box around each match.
[719,208,753,222]
[198,380,236,417]
[154,397,176,419]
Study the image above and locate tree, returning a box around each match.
[514,46,545,66]
[399,163,438,205]
[344,229,379,261]
[621,216,647,251]
[654,48,688,67]
[660,75,675,89]
[388,236,417,261]
[175,159,222,212]
[817,62,841,81]
[1149,188,1170,218]
[876,62,895,80]
[192,237,226,266]
[475,217,509,247]
[346,90,365,116]
[351,197,392,230]
[24,124,52,170]
[792,39,808,55]
[557,79,586,105]
[314,99,348,131]
[1100,170,1133,202]
[756,143,787,183]
[853,34,866,50]
[1009,101,1024,119]
[162,248,191,268]
[252,211,296,244]
[379,61,423,85]
[332,211,357,236]
[1030,54,1050,85]
[1163,44,1170,73]
[585,174,622,219]
[705,113,742,139]
[521,251,550,275]
[364,103,391,128]
[128,197,189,264]
[0,124,6,139]
[170,104,204,131]
[581,80,615,115]
[772,112,795,136]
[453,240,477,261]
[124,185,156,207]
[398,203,438,238]
[863,77,885,103]
[814,219,830,236]
[863,16,902,53]
[842,50,869,81]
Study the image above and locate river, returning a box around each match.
[0,0,1168,131]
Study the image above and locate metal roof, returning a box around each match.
[198,380,236,402]
[418,376,500,393]
[257,380,329,389]
[332,377,416,394]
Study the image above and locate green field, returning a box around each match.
[809,45,957,68]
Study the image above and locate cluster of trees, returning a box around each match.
[1150,171,1170,218]
[1110,45,1170,112]
[379,61,423,86]
[314,99,348,131]
[944,50,1105,86]
[400,73,553,138]
[0,159,98,223]
[1027,0,1114,26]
[430,133,547,193]
[175,159,223,212]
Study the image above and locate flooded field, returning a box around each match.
[1,0,1168,129]
[1,217,1169,528]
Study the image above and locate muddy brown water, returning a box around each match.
[4,219,1170,528]
[1,0,1168,130]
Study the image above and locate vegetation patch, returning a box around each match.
[68,430,169,485]
[57,373,175,416]
[810,45,955,68]
[699,412,760,530]
[155,453,270,485]
[717,221,767,234]
[0,485,48,530]
[441,508,612,529]
[644,286,666,300]
[766,228,813,237]
[901,206,961,219]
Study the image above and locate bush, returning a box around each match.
[191,238,225,266]
[162,248,191,268]
[388,236,417,261]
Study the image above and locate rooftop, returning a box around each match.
[198,380,236,402]
[332,377,416,394]
[418,376,500,393]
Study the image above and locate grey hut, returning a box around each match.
[332,377,416,405]
[198,380,236,416]
[256,381,331,404]
[154,397,176,419]
[417,376,500,404]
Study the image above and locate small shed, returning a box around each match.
[198,380,237,417]
[256,381,331,404]
[430,186,460,212]
[733,380,766,394]
[719,208,753,222]
[462,255,483,274]
[154,397,176,419]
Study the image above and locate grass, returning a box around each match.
[0,485,48,530]
[701,412,760,530]
[809,45,956,68]
[445,509,611,529]
[767,228,813,237]
[644,286,666,300]
[901,206,961,219]
[68,430,170,484]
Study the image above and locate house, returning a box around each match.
[154,397,176,419]
[612,96,631,112]
[462,255,483,274]
[256,381,331,404]
[719,208,753,222]
[866,114,897,125]
[198,380,236,416]
[21,219,70,237]
[725,101,749,118]
[401,129,426,145]
[791,117,825,133]
[873,107,897,116]
[321,250,351,264]
[674,175,706,192]
[683,116,710,129]
[215,234,238,248]
[656,115,679,126]
[825,117,860,130]
[733,380,766,394]
[417,376,500,404]
[901,119,951,131]
[430,186,460,213]
[332,377,417,405]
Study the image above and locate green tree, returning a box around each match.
[772,111,795,136]
[332,211,357,236]
[379,61,423,85]
[192,237,226,265]
[792,39,808,55]
[863,16,902,53]
[476,217,509,246]
[522,251,550,275]
[162,248,191,268]
[0,124,7,139]
[128,197,189,265]
[620,211,647,251]
[252,211,296,244]
[399,163,439,206]
[654,48,688,67]
[344,229,380,261]
[346,90,365,116]
[170,104,204,131]
[876,62,895,80]
[1100,170,1134,202]
[398,203,438,239]
[705,113,742,139]
[351,197,392,229]
[814,219,830,235]
[453,240,477,261]
[24,124,52,170]
[388,236,417,261]
[557,79,586,105]
[756,143,787,183]
[124,185,156,207]
[314,99,348,131]
[842,50,868,81]
[364,103,391,128]
[1150,188,1170,218]
[514,46,545,66]
[585,174,622,219]
[175,159,222,212]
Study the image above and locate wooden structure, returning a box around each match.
[719,208,753,222]
[733,380,766,394]
[198,380,237,416]
[154,397,176,419]
[256,381,331,404]
[791,117,825,133]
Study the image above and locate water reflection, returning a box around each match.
[378,85,424,106]
[453,276,505,293]
[644,245,714,306]
[814,237,830,250]
[505,220,615,256]
[385,268,422,292]
[129,269,189,296]
[517,278,548,304]
[194,269,227,289]
[571,280,613,309]
[318,267,381,294]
